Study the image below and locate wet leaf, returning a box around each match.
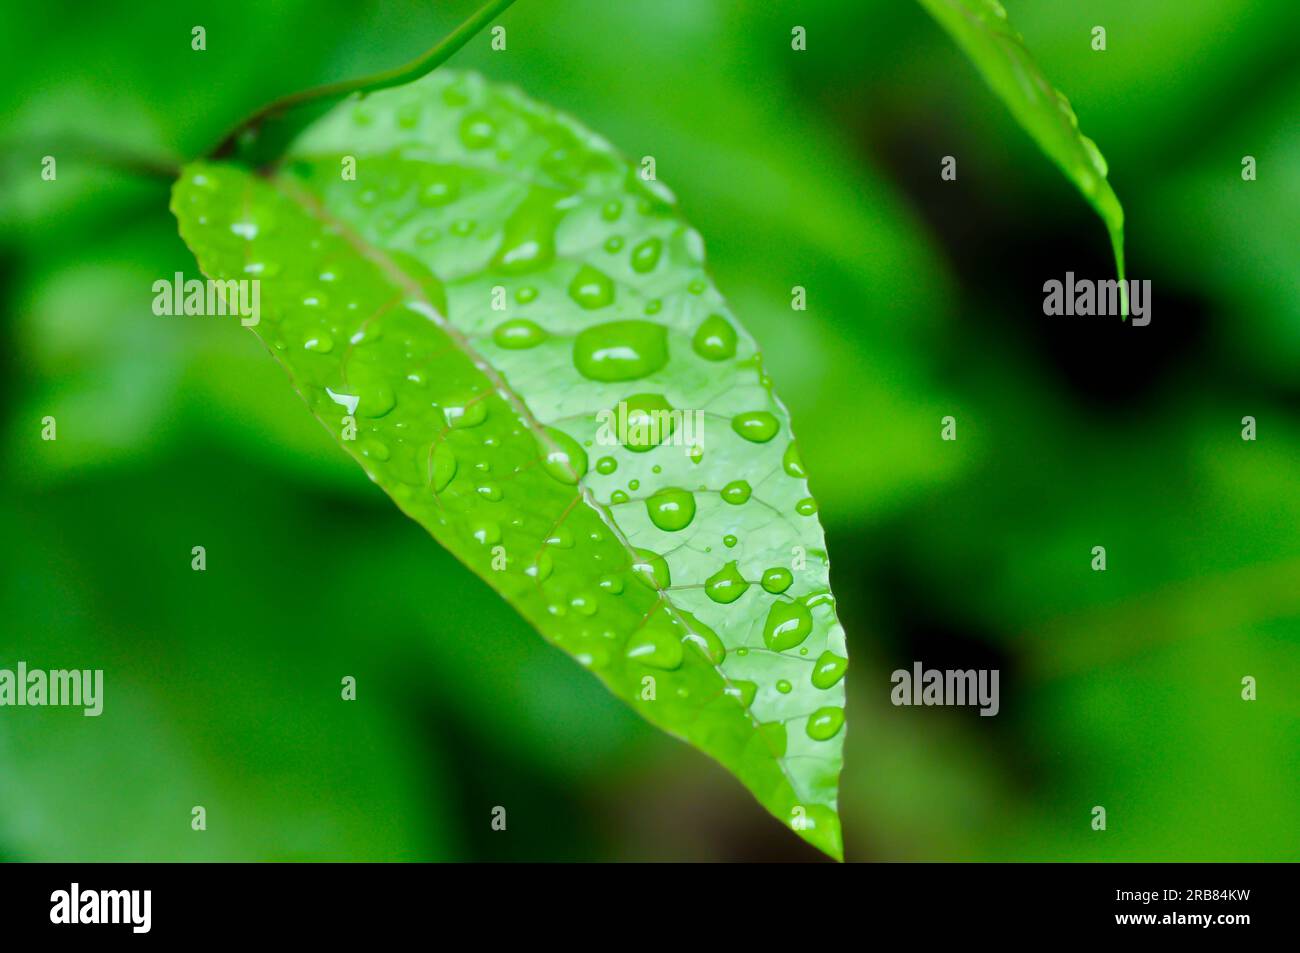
[172,70,847,859]
[918,0,1127,313]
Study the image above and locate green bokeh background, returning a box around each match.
[0,0,1295,861]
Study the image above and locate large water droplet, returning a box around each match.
[615,393,675,452]
[444,399,487,429]
[491,187,564,274]
[692,314,737,361]
[806,706,845,741]
[704,561,749,604]
[720,480,751,505]
[725,680,758,709]
[811,651,848,689]
[783,441,806,478]
[731,411,779,443]
[763,599,813,651]
[760,567,793,594]
[573,321,668,382]
[625,618,684,670]
[539,427,588,484]
[646,487,696,532]
[348,367,395,418]
[631,548,670,589]
[679,610,726,665]
[471,520,502,545]
[418,176,458,207]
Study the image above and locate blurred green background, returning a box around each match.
[1,0,1296,861]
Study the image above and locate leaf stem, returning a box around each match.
[208,0,519,159]
[3,135,181,182]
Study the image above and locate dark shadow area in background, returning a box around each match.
[869,115,1212,413]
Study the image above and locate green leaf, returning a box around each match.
[172,70,847,859]
[917,0,1127,314]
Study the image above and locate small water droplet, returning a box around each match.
[630,237,663,273]
[760,567,793,594]
[432,443,457,493]
[419,178,458,207]
[444,400,487,429]
[492,319,548,350]
[458,111,497,149]
[568,264,616,310]
[396,102,422,129]
[471,520,502,545]
[348,368,395,418]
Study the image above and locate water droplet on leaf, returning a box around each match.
[573,321,668,382]
[646,487,695,532]
[731,411,779,443]
[704,561,749,604]
[692,314,737,360]
[763,600,813,651]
